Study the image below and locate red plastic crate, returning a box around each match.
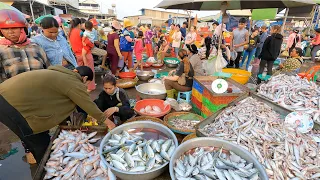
[191,96,202,109]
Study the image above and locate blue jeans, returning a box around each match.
[240,48,256,70]
[174,47,179,57]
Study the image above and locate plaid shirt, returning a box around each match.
[0,43,50,83]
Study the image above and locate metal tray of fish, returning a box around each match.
[33,125,108,180]
[196,92,293,137]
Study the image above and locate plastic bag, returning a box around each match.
[147,57,157,63]
[164,98,180,111]
[213,49,228,73]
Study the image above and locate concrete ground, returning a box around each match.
[0,60,317,180]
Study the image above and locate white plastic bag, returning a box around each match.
[213,49,228,73]
[164,98,180,111]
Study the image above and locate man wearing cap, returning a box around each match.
[90,18,108,67]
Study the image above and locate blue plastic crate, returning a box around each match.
[193,80,203,93]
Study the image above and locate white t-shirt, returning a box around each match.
[172,31,182,48]
[185,32,197,44]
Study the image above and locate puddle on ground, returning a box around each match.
[0,142,37,180]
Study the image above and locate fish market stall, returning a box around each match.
[191,76,248,118]
[257,74,320,128]
[196,93,320,179]
[33,126,115,180]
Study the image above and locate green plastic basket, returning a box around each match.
[202,97,227,112]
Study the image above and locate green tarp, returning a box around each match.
[252,8,278,20]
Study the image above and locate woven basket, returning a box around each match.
[164,112,203,135]
[182,133,197,143]
[125,116,164,125]
[116,79,137,89]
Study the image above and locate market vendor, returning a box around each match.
[94,74,135,124]
[0,66,116,163]
[164,49,194,98]
[273,47,303,76]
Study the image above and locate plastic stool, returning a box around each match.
[177,91,192,103]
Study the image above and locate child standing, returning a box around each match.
[240,28,260,71]
[134,31,144,70]
[82,21,95,64]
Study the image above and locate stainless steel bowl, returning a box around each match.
[99,121,178,180]
[166,63,178,68]
[136,71,155,81]
[136,83,167,99]
[169,137,269,180]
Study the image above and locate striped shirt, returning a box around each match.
[0,44,50,82]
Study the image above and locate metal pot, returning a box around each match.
[166,63,178,68]
[99,121,178,180]
[169,137,269,180]
[136,71,155,81]
[136,83,167,99]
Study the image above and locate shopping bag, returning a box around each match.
[118,57,124,68]
[213,49,228,73]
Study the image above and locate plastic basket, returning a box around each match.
[125,116,164,125]
[191,96,202,109]
[192,104,201,115]
[192,81,203,93]
[202,88,211,100]
[181,133,197,143]
[210,96,238,105]
[201,112,208,118]
[201,105,213,117]
[202,97,227,112]
[192,89,203,102]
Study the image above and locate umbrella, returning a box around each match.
[0,2,24,14]
[155,0,316,10]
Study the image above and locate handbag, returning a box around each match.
[178,73,187,86]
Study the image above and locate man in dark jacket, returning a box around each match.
[257,25,283,84]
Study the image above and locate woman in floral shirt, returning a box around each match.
[273,47,303,76]
[145,24,154,58]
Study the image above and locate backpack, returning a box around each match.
[120,29,132,52]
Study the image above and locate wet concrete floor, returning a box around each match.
[0,60,317,180]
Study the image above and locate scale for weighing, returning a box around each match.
[211,78,228,94]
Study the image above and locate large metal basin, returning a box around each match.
[136,83,167,99]
[169,137,269,180]
[99,121,178,180]
[136,71,155,81]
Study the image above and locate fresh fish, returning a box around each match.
[112,160,126,171]
[146,157,156,171]
[129,166,146,172]
[65,152,87,160]
[124,152,135,168]
[110,154,126,164]
[171,118,200,131]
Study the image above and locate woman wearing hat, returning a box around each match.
[187,44,205,76]
[107,20,123,75]
[286,28,301,54]
[311,28,320,62]
[120,18,135,71]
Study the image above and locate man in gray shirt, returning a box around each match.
[230,18,249,68]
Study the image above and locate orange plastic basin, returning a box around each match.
[134,99,171,118]
[119,72,136,79]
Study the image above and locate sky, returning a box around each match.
[98,0,219,19]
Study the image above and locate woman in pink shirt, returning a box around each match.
[286,29,301,54]
[311,28,320,62]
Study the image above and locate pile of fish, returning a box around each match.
[166,59,179,64]
[140,105,162,115]
[258,74,320,124]
[102,130,176,172]
[44,130,112,180]
[170,118,199,131]
[174,147,260,180]
[200,97,320,179]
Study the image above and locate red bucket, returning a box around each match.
[134,99,171,118]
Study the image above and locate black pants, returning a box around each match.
[257,59,274,84]
[229,52,242,68]
[0,95,50,163]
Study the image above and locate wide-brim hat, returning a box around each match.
[112,20,121,30]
